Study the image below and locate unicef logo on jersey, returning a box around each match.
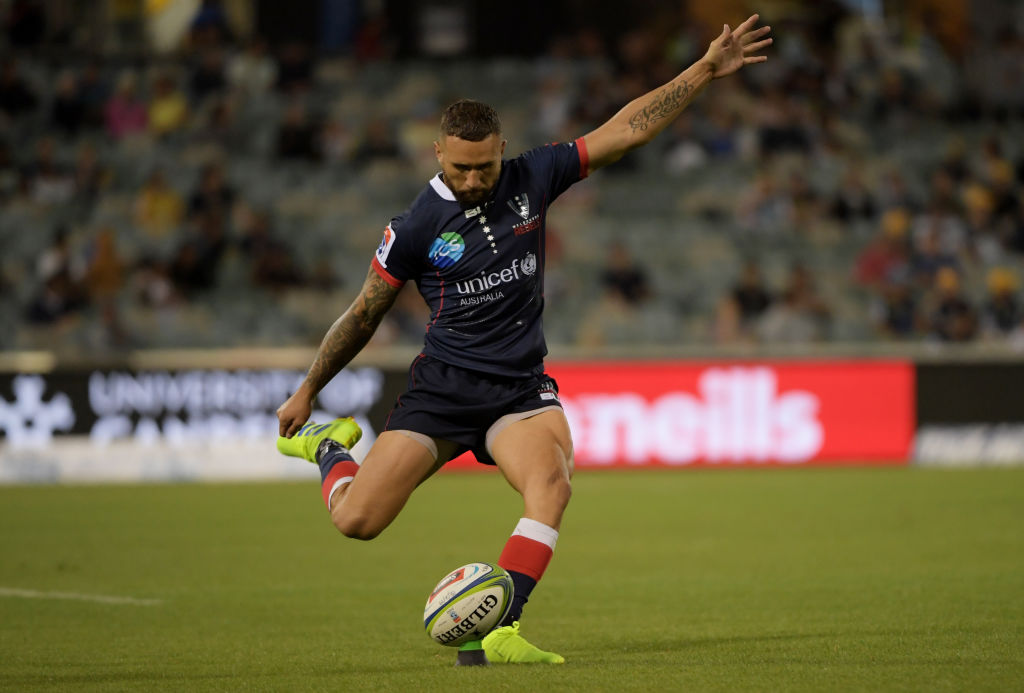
[429,232,466,269]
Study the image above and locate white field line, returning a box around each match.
[0,587,162,606]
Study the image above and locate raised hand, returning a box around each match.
[703,13,772,79]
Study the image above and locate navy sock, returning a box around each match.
[316,439,355,482]
[499,570,537,627]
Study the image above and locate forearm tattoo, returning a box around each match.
[628,80,694,133]
[304,270,399,393]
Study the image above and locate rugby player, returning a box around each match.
[276,14,771,664]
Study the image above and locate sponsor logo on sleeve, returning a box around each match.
[375,224,397,268]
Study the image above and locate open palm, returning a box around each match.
[704,14,772,79]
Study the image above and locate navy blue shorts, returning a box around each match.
[383,354,562,465]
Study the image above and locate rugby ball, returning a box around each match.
[423,562,513,646]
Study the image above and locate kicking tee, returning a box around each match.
[371,138,589,377]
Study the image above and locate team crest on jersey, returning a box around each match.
[429,232,466,268]
[521,252,537,276]
[508,193,530,219]
[376,224,397,268]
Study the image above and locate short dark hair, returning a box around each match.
[439,99,501,141]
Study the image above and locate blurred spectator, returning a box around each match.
[104,72,147,139]
[320,118,354,164]
[731,260,773,327]
[929,267,977,342]
[275,102,321,162]
[50,70,86,136]
[910,225,960,290]
[188,162,234,220]
[36,226,77,282]
[275,42,314,93]
[662,114,708,176]
[82,228,124,303]
[599,241,649,305]
[870,269,920,339]
[829,166,876,223]
[0,58,38,121]
[71,142,110,208]
[188,0,233,48]
[351,119,405,167]
[190,48,227,104]
[0,140,18,199]
[737,171,794,232]
[227,38,277,96]
[24,271,87,325]
[134,169,185,238]
[6,0,46,47]
[24,137,73,205]
[758,264,830,343]
[78,60,110,130]
[133,257,181,309]
[148,73,189,137]
[238,211,305,291]
[981,268,1020,337]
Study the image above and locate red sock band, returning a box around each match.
[498,535,554,581]
[321,460,359,507]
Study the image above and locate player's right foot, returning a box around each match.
[481,622,565,664]
[276,418,362,463]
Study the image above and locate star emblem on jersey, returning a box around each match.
[508,193,530,220]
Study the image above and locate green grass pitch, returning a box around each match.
[0,467,1022,692]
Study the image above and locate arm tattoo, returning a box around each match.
[303,268,400,394]
[628,80,693,133]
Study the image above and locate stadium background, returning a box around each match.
[1,2,1023,691]
[1,0,1023,475]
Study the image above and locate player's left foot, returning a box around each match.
[276,418,362,463]
[481,622,565,664]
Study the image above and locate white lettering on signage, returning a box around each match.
[560,367,824,464]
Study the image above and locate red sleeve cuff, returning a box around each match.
[371,257,405,288]
[574,136,590,180]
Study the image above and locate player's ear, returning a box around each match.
[434,140,442,163]
[500,139,507,155]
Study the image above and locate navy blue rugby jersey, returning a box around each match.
[371,137,589,377]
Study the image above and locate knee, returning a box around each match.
[331,508,383,541]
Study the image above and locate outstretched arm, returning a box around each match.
[583,14,771,172]
[277,266,401,437]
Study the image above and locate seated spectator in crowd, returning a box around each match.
[855,208,911,288]
[758,264,831,343]
[25,270,87,325]
[910,225,960,289]
[0,58,38,121]
[227,38,277,96]
[351,119,405,167]
[275,42,314,93]
[188,161,234,219]
[190,48,227,104]
[148,72,189,137]
[134,168,184,238]
[929,267,977,342]
[870,268,920,339]
[600,241,649,305]
[830,166,877,222]
[50,70,86,136]
[24,137,74,205]
[133,257,181,310]
[237,208,304,290]
[71,142,110,209]
[981,267,1020,337]
[78,60,110,130]
[730,260,773,329]
[275,101,320,162]
[83,227,124,305]
[104,71,147,139]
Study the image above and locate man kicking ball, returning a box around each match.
[276,14,771,663]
